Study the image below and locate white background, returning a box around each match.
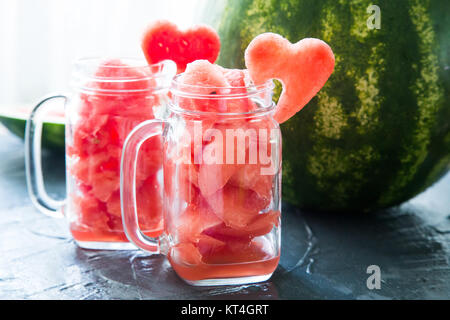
[0,0,213,109]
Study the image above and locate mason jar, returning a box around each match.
[121,74,282,285]
[25,58,176,250]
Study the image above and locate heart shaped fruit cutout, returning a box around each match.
[245,33,335,124]
[141,20,221,74]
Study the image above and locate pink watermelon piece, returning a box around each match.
[170,243,204,266]
[106,175,162,235]
[105,190,121,218]
[197,118,264,197]
[180,118,216,166]
[136,135,163,183]
[72,193,109,229]
[79,92,156,118]
[197,138,242,197]
[196,119,251,194]
[135,175,163,233]
[174,202,222,244]
[228,164,273,200]
[204,185,270,229]
[164,158,196,203]
[141,20,220,74]
[202,210,280,241]
[225,116,279,199]
[195,234,226,258]
[89,169,120,202]
[222,68,247,87]
[178,60,230,113]
[178,62,258,114]
[70,151,118,186]
[90,59,157,93]
[78,59,158,119]
[245,33,335,123]
[221,68,256,113]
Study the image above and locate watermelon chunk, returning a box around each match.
[245,33,335,123]
[205,185,270,229]
[202,210,280,241]
[196,234,226,257]
[197,117,269,197]
[178,60,230,113]
[177,61,259,114]
[170,243,203,266]
[141,20,220,74]
[135,175,163,233]
[228,165,272,201]
[174,202,222,244]
[72,193,109,230]
[222,68,247,88]
[221,68,256,113]
[78,59,158,119]
[91,59,157,92]
[197,138,241,197]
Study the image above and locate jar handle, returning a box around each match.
[121,119,166,254]
[25,94,67,218]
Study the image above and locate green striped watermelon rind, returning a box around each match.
[212,0,450,212]
[0,109,65,150]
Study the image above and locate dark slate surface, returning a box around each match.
[0,127,449,300]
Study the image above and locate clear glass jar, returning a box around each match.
[121,75,282,285]
[26,58,176,250]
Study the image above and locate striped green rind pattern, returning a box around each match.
[0,115,65,150]
[214,0,450,212]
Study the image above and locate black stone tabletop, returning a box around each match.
[0,127,449,300]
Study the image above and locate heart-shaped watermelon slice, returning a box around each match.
[141,20,221,74]
[245,33,335,124]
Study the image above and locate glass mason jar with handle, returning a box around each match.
[121,75,282,285]
[26,58,176,250]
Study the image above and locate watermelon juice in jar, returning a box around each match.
[121,63,282,285]
[25,58,176,250]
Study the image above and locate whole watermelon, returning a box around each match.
[207,0,450,212]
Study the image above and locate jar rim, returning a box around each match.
[72,57,176,93]
[168,73,275,116]
[168,101,276,118]
[170,74,275,99]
